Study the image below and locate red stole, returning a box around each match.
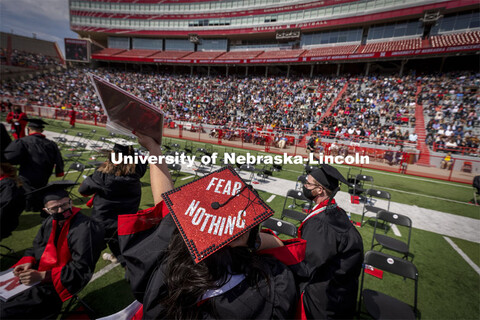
[38,207,80,272]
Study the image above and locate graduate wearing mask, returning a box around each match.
[0,182,105,319]
[3,118,64,212]
[299,165,364,319]
[78,143,147,265]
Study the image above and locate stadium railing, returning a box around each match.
[5,102,478,185]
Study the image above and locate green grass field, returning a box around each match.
[1,119,479,319]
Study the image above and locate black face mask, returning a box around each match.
[52,208,73,221]
[303,185,316,201]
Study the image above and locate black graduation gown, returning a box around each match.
[118,202,299,320]
[78,163,147,231]
[3,133,64,211]
[0,176,25,240]
[0,208,105,319]
[0,123,12,156]
[298,199,364,320]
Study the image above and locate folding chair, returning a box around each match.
[256,163,273,183]
[193,161,213,180]
[167,163,182,185]
[361,189,391,226]
[371,210,412,260]
[183,141,194,154]
[261,217,297,238]
[281,189,312,223]
[358,250,419,320]
[240,164,256,183]
[53,129,69,143]
[62,162,86,202]
[346,167,362,185]
[68,132,86,148]
[350,174,374,202]
[295,175,307,191]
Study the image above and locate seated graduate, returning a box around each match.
[0,181,105,319]
[117,133,305,319]
[299,165,364,319]
[0,162,25,241]
[78,143,147,265]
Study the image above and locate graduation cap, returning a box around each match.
[27,118,48,129]
[162,166,273,264]
[112,143,134,156]
[26,181,77,205]
[310,165,352,203]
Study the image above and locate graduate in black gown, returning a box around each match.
[78,143,147,264]
[299,165,364,319]
[117,133,303,319]
[0,124,25,240]
[0,182,104,319]
[3,119,64,212]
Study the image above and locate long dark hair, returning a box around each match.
[161,229,272,319]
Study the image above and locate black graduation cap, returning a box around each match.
[26,181,77,205]
[27,118,48,129]
[310,165,350,191]
[310,165,352,203]
[112,143,134,155]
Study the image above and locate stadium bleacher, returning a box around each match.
[360,38,422,53]
[431,30,480,48]
[256,49,306,59]
[216,50,264,59]
[302,45,360,57]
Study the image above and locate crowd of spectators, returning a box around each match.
[1,67,479,154]
[0,67,344,135]
[419,73,479,155]
[1,49,62,69]
[310,76,418,147]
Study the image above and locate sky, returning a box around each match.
[0,0,78,56]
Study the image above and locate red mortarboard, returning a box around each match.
[162,166,273,264]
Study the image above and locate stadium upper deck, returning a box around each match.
[69,0,479,66]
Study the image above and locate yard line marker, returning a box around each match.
[391,224,401,237]
[379,186,472,205]
[181,175,195,180]
[89,262,121,283]
[444,236,480,276]
[266,195,276,203]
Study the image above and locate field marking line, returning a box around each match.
[379,186,472,205]
[391,224,402,236]
[266,195,276,203]
[286,169,471,205]
[444,236,480,276]
[89,262,121,283]
[181,175,195,180]
[285,167,471,189]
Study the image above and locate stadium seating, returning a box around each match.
[302,44,359,57]
[360,38,421,53]
[92,48,127,57]
[216,50,264,59]
[183,51,226,59]
[431,31,480,48]
[256,49,306,59]
[114,49,161,58]
[149,51,192,59]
